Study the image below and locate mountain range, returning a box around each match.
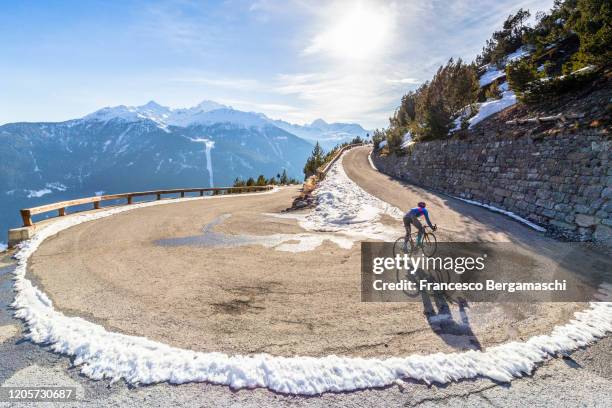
[83,100,370,150]
[0,101,369,244]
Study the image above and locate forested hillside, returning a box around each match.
[374,0,610,151]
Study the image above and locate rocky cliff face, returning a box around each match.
[372,82,611,246]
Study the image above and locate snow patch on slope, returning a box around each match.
[24,182,69,199]
[45,182,67,192]
[400,131,413,149]
[479,67,506,87]
[505,46,530,63]
[450,82,516,133]
[189,138,215,187]
[469,90,517,128]
[478,46,531,87]
[26,189,52,198]
[289,154,403,243]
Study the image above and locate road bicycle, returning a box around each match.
[392,225,450,297]
[393,225,438,258]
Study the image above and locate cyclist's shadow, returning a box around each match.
[419,289,482,351]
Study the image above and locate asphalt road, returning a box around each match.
[1,258,610,408]
[1,147,610,406]
[25,166,587,357]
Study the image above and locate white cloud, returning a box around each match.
[302,1,396,61]
[385,78,421,85]
[274,68,400,126]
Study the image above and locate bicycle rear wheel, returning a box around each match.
[393,236,410,257]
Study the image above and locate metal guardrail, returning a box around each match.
[19,185,274,227]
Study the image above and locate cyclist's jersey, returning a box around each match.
[406,207,433,227]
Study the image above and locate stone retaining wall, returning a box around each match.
[372,129,611,245]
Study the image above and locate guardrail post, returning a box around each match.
[127,195,133,204]
[180,191,185,198]
[20,209,33,227]
[200,190,204,196]
[58,208,66,217]
[157,193,161,200]
[94,201,100,209]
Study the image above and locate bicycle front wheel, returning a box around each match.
[421,232,437,257]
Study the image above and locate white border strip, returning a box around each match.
[453,196,547,232]
[367,150,379,171]
[9,171,612,395]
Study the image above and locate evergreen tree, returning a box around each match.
[411,58,478,140]
[280,169,289,184]
[392,91,417,128]
[303,142,325,178]
[256,175,267,186]
[506,59,538,94]
[233,177,246,187]
[476,9,532,66]
[372,129,386,149]
[569,0,611,67]
[350,136,364,144]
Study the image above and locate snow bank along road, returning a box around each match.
[6,146,611,396]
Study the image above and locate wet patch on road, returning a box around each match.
[155,213,353,252]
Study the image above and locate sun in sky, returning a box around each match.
[0,0,556,128]
[304,1,395,61]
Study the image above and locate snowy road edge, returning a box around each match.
[367,149,379,171]
[452,195,547,232]
[9,163,612,395]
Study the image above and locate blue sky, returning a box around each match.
[0,0,553,128]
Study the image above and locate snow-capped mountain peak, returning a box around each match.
[81,100,266,128]
[272,118,370,150]
[139,101,169,114]
[141,100,164,109]
[193,100,227,112]
[80,100,369,149]
[310,118,328,128]
[83,100,173,125]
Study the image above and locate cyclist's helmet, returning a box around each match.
[417,201,426,208]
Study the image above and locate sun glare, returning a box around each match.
[305,2,393,61]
